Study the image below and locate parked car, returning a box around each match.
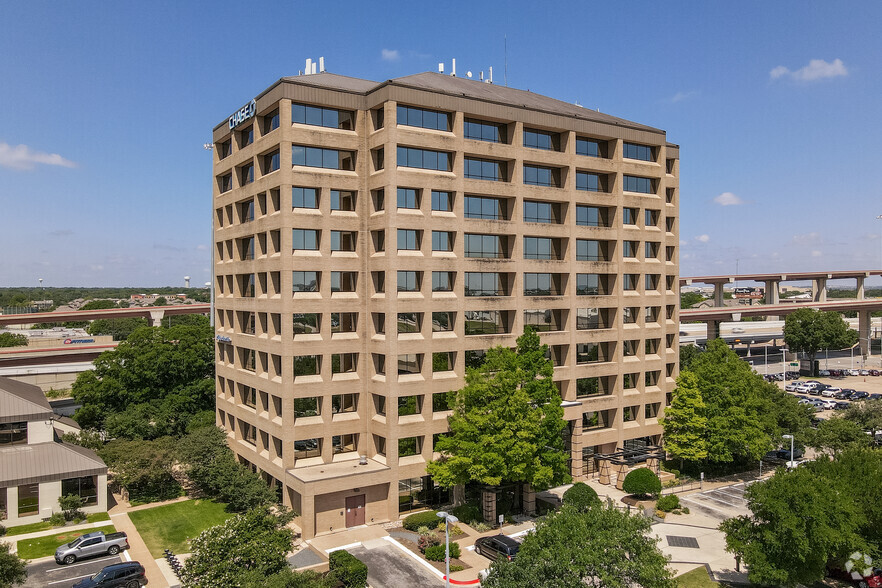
[848,369,861,376]
[834,402,851,410]
[787,371,801,379]
[797,398,814,406]
[818,399,837,410]
[822,387,842,398]
[869,393,882,401]
[796,384,814,393]
[474,535,521,562]
[851,391,870,401]
[870,369,881,376]
[819,369,830,376]
[830,369,842,377]
[72,562,146,588]
[55,531,129,565]
[776,447,805,460]
[785,381,802,391]
[860,370,870,376]
[837,389,856,399]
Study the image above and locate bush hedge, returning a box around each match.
[450,503,482,524]
[622,468,662,498]
[329,549,368,588]
[656,494,680,512]
[562,482,601,511]
[424,541,461,561]
[403,510,439,531]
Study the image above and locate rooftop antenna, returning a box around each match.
[305,58,312,75]
[319,56,325,72]
[466,71,472,78]
[438,62,444,73]
[451,58,456,77]
[488,66,493,84]
[504,35,508,86]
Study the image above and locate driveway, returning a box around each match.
[23,554,123,588]
[679,482,751,520]
[348,540,444,588]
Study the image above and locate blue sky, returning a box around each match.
[1,1,880,287]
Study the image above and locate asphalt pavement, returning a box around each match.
[348,541,444,588]
[23,554,123,588]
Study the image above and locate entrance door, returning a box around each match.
[345,494,365,527]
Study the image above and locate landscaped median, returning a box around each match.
[16,524,116,559]
[4,512,110,537]
[127,499,233,557]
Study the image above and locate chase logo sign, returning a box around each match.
[228,99,257,129]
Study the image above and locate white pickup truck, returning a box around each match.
[55,531,129,565]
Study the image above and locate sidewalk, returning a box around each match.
[110,512,167,587]
[1,520,116,551]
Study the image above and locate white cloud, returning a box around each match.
[196,244,208,251]
[670,90,697,103]
[0,142,76,170]
[811,250,822,257]
[770,58,848,82]
[713,192,744,206]
[696,234,710,243]
[381,49,400,62]
[792,232,822,246]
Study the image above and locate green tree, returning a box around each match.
[0,332,28,348]
[58,494,86,521]
[720,465,864,587]
[182,506,295,588]
[71,321,214,437]
[482,504,675,588]
[0,543,27,588]
[86,317,149,341]
[153,296,168,306]
[660,371,707,467]
[809,416,870,455]
[61,428,104,451]
[843,399,882,438]
[427,328,570,492]
[680,292,706,308]
[240,568,334,588]
[80,299,119,310]
[784,308,858,375]
[98,438,181,503]
[561,482,600,511]
[681,339,812,468]
[176,426,277,512]
[678,344,701,370]
[621,468,661,498]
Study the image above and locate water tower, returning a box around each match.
[184,276,190,288]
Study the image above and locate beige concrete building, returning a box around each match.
[211,70,679,538]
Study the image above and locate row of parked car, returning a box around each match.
[785,380,881,401]
[763,371,801,382]
[819,368,882,377]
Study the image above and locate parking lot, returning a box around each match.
[23,554,124,588]
[678,482,752,521]
[774,371,882,420]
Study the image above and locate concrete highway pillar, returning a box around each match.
[813,278,827,302]
[764,280,780,305]
[859,310,871,357]
[149,310,166,327]
[857,276,866,300]
[706,320,721,341]
[714,283,724,307]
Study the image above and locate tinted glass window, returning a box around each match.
[464,118,506,143]
[397,105,450,131]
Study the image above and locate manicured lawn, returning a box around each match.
[677,567,717,587]
[17,525,116,560]
[128,499,233,557]
[4,511,110,536]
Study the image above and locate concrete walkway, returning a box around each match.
[110,512,167,587]
[1,520,116,551]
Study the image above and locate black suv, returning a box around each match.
[474,535,521,562]
[72,562,146,588]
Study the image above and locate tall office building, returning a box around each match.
[212,69,679,538]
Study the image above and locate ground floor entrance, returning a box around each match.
[345,494,365,527]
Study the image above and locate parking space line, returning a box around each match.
[697,493,741,508]
[48,573,93,585]
[52,555,117,571]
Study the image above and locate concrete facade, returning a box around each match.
[211,71,679,538]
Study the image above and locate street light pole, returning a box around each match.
[437,511,459,587]
[782,433,795,468]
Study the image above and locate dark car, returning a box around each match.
[851,391,870,401]
[870,370,881,376]
[869,393,882,401]
[72,562,145,588]
[834,402,850,410]
[837,389,856,400]
[776,447,805,461]
[474,535,521,562]
[829,369,842,377]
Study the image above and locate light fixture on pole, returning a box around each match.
[436,511,459,587]
[782,433,795,469]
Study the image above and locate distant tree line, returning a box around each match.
[0,286,209,309]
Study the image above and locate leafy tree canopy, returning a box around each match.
[809,416,870,455]
[427,328,571,491]
[0,542,27,588]
[784,308,858,372]
[661,371,707,465]
[721,462,865,587]
[678,344,702,371]
[182,506,295,588]
[79,299,119,311]
[680,292,706,309]
[671,339,813,468]
[843,399,882,437]
[86,317,149,341]
[0,332,28,348]
[482,504,675,588]
[72,320,214,438]
[98,437,181,503]
[561,482,600,511]
[621,468,661,498]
